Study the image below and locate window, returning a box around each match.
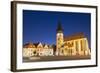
[33,51,36,55]
[76,41,78,51]
[80,40,84,51]
[62,50,63,54]
[70,49,73,55]
[84,40,86,49]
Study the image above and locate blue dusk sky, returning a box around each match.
[23,10,91,47]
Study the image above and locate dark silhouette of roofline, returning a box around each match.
[56,21,63,33]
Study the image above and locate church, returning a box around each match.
[56,21,91,56]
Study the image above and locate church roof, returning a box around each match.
[64,32,85,41]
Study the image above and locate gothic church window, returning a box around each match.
[76,41,78,52]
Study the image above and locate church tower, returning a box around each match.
[56,21,64,55]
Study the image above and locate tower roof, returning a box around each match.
[56,21,63,33]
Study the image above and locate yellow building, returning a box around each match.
[56,22,91,56]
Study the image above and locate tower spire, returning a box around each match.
[56,21,64,56]
[56,21,63,33]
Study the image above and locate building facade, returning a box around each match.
[56,22,91,56]
[23,42,54,57]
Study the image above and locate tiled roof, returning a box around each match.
[23,42,56,49]
[64,32,85,41]
[33,42,40,47]
[23,42,39,48]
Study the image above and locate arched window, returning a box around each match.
[75,41,78,55]
[70,49,73,55]
[76,41,78,51]
[80,40,84,51]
